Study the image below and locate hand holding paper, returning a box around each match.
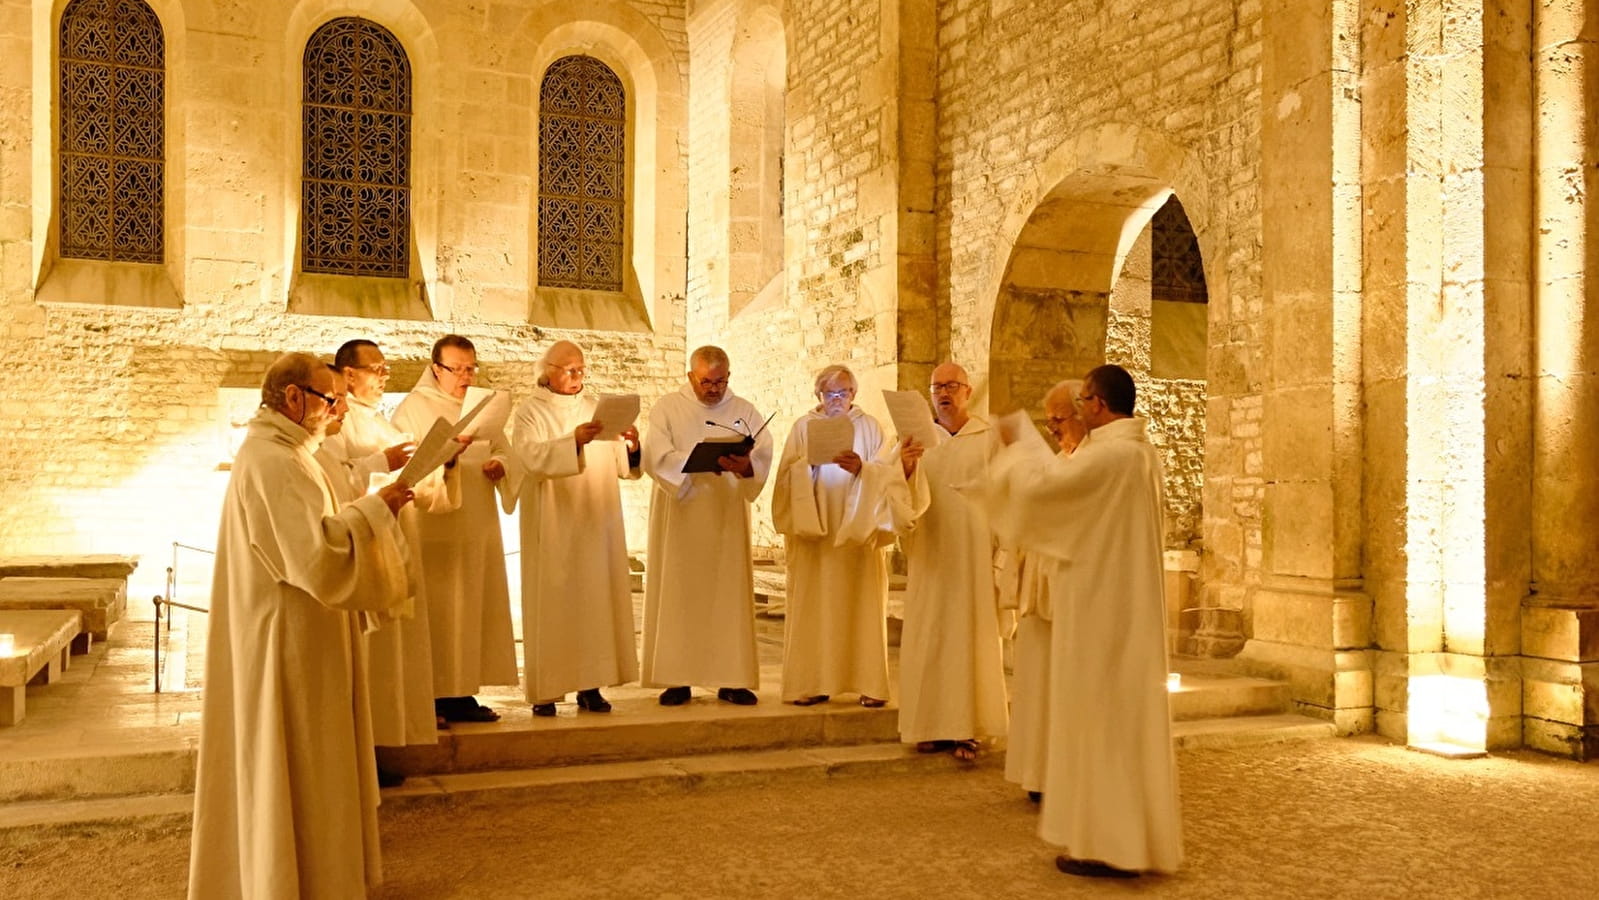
[806,415,856,466]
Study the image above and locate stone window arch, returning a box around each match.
[58,0,165,263]
[538,55,625,292]
[301,17,412,277]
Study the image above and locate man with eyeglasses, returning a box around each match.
[189,352,414,899]
[771,364,898,709]
[994,380,1087,804]
[325,340,466,754]
[641,345,773,707]
[894,361,1009,763]
[990,363,1182,879]
[508,340,642,718]
[392,335,519,725]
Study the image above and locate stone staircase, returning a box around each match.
[0,658,1332,835]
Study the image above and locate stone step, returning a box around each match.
[0,712,1339,835]
[1167,672,1289,721]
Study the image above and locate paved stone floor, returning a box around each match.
[3,736,1597,898]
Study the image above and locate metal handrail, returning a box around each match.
[153,542,213,693]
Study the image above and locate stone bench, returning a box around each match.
[0,577,125,651]
[0,610,82,726]
[0,554,138,580]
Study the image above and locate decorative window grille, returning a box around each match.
[301,18,411,277]
[1151,196,1207,304]
[59,0,164,263]
[538,56,625,291]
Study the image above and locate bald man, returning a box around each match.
[509,340,641,716]
[189,353,413,899]
[895,362,1009,762]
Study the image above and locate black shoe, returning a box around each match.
[377,767,406,789]
[1056,856,1138,879]
[576,688,612,713]
[659,686,692,706]
[532,702,557,717]
[1028,791,1043,804]
[717,687,758,706]
[791,694,829,706]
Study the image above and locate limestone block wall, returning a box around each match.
[0,0,691,601]
[689,0,921,552]
[935,0,1262,600]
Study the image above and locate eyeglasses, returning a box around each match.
[1046,415,1075,426]
[695,376,730,389]
[435,363,479,376]
[298,385,339,410]
[352,363,390,376]
[930,382,969,393]
[545,364,586,378]
[820,389,855,400]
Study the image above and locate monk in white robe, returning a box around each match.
[392,334,519,723]
[327,340,462,746]
[990,364,1182,878]
[999,380,1087,801]
[189,353,413,900]
[641,345,773,705]
[895,362,1009,761]
[772,364,901,707]
[509,340,641,715]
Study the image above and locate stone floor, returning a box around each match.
[3,737,1598,898]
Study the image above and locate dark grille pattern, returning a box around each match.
[59,0,164,263]
[538,56,625,291]
[301,18,411,277]
[1152,196,1207,304]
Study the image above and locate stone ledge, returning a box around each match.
[1522,604,1599,663]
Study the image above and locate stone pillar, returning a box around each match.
[1529,0,1599,759]
[1361,0,1531,752]
[892,0,938,391]
[1245,0,1373,734]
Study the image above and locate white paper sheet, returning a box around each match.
[395,399,487,485]
[882,389,941,449]
[459,387,511,438]
[592,393,640,440]
[805,415,856,465]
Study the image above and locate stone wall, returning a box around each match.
[0,0,691,600]
[934,0,1262,600]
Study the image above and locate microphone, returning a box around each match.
[705,419,751,438]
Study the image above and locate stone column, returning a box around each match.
[1528,0,1599,759]
[1362,0,1531,753]
[1245,0,1373,734]
[892,0,938,391]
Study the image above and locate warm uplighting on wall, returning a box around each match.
[1407,672,1488,758]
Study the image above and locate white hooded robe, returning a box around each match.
[391,370,518,697]
[771,406,898,702]
[508,387,641,702]
[989,416,1182,873]
[187,408,406,900]
[640,385,773,689]
[896,416,1009,744]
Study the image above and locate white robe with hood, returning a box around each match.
[321,397,461,745]
[640,385,773,689]
[391,369,519,696]
[989,416,1182,873]
[508,386,641,702]
[771,405,900,702]
[896,415,1009,744]
[188,408,407,900]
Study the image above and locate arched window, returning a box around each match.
[1151,196,1207,305]
[59,0,164,263]
[538,56,625,292]
[301,18,411,277]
